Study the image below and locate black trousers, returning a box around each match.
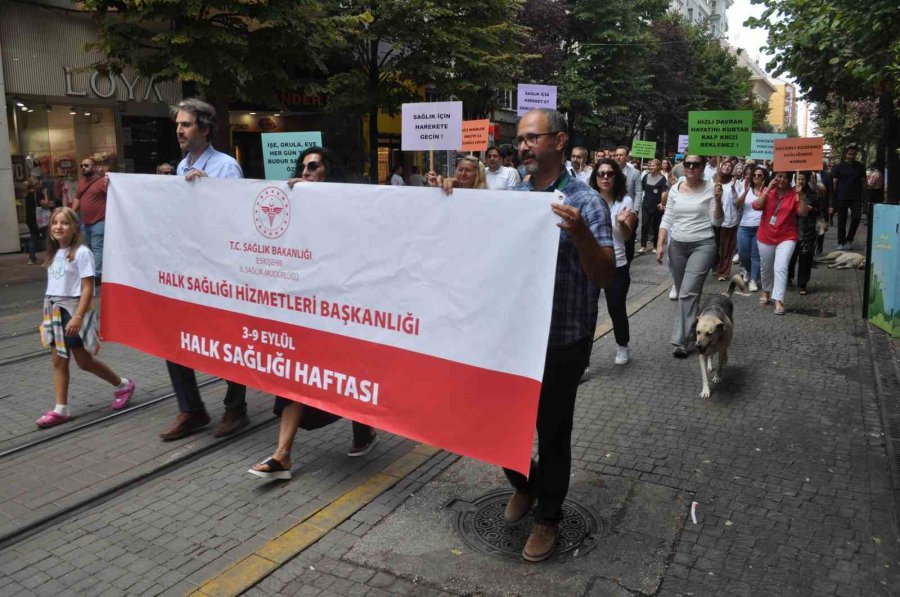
[166,361,247,414]
[639,208,662,249]
[837,199,861,244]
[605,264,631,347]
[624,227,636,264]
[503,336,593,523]
[272,396,372,444]
[789,245,814,288]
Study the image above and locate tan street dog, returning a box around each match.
[695,274,746,399]
[817,251,866,270]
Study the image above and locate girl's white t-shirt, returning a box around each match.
[46,245,94,297]
[608,195,634,268]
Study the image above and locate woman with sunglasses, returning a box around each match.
[249,146,378,480]
[752,170,810,315]
[734,165,767,292]
[590,159,636,365]
[656,155,723,357]
[427,155,488,191]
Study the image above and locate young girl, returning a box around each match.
[37,207,134,428]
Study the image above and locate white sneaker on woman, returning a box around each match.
[669,285,678,300]
[748,280,758,292]
[614,346,630,365]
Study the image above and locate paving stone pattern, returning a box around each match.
[1,230,899,596]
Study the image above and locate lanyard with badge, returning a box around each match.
[770,190,786,226]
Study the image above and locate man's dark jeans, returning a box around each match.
[166,361,247,413]
[837,199,861,244]
[503,336,593,523]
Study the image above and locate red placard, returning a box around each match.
[460,120,490,152]
[773,137,824,172]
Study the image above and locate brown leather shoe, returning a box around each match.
[503,492,535,524]
[213,409,249,437]
[159,411,210,441]
[522,522,559,562]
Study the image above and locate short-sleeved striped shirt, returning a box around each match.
[517,172,614,347]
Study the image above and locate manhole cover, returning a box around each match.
[452,490,605,559]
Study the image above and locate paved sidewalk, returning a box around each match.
[0,229,898,596]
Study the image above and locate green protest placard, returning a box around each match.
[631,140,657,159]
[687,111,753,156]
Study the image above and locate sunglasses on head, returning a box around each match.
[596,170,616,179]
[683,161,703,169]
[303,161,321,172]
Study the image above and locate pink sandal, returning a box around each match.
[112,379,136,410]
[36,410,73,428]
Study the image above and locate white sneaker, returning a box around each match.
[748,280,758,292]
[836,243,845,251]
[614,346,630,365]
[669,285,678,300]
[732,254,740,263]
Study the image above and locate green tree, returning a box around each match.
[82,0,356,103]
[812,95,881,159]
[551,0,669,147]
[322,0,530,182]
[748,0,900,202]
[614,12,759,155]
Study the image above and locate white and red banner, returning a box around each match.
[102,175,560,474]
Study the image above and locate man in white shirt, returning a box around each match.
[485,145,521,190]
[704,156,719,182]
[390,165,405,185]
[569,146,592,184]
[160,98,249,442]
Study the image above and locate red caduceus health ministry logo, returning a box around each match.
[253,186,291,239]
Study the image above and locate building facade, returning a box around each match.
[731,48,777,105]
[768,82,798,132]
[670,0,733,40]
[1,1,182,253]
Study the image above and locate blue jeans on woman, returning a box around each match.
[737,226,760,283]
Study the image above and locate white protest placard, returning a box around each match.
[401,101,463,151]
[103,176,560,474]
[517,84,558,117]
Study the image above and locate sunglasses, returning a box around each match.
[595,170,616,179]
[683,161,703,169]
[303,161,321,172]
[160,170,175,175]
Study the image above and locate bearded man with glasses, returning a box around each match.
[502,109,616,562]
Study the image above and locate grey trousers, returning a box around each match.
[667,237,717,347]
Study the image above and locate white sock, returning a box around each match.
[116,377,130,390]
[53,404,70,416]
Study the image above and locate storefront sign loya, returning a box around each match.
[102,175,560,474]
[64,67,164,102]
